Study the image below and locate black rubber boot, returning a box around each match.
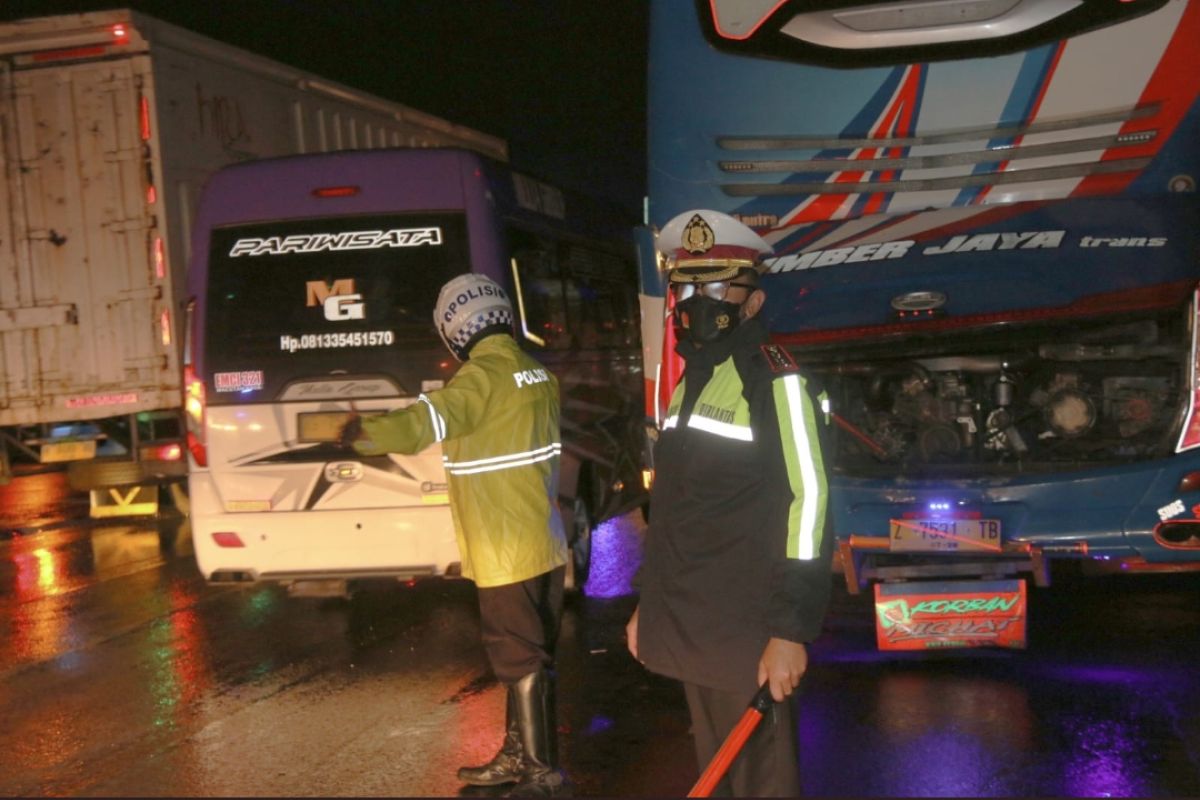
[458,684,524,786]
[507,669,568,797]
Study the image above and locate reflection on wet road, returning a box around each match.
[0,471,1197,796]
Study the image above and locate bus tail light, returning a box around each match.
[1176,287,1200,452]
[312,185,360,198]
[212,532,245,548]
[184,363,207,467]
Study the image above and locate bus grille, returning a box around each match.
[716,103,1159,198]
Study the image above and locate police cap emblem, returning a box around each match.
[682,214,715,254]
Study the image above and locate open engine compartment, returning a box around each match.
[806,308,1190,477]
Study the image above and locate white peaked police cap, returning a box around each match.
[657,209,774,283]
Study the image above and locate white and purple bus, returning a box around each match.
[184,148,647,595]
[641,0,1200,648]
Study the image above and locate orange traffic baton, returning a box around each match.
[687,683,777,797]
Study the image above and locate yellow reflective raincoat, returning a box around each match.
[353,334,567,588]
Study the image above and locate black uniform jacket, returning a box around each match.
[636,319,834,696]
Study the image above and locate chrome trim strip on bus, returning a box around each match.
[720,157,1152,197]
[718,131,1157,174]
[716,104,1158,151]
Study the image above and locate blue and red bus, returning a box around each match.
[640,0,1200,648]
[184,148,647,595]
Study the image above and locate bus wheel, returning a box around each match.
[567,494,593,592]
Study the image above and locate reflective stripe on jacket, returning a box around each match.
[354,334,567,588]
[662,357,829,560]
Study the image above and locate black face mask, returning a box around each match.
[673,295,742,343]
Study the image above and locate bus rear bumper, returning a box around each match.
[191,501,460,585]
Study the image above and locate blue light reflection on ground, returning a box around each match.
[1040,659,1173,797]
[798,681,1011,797]
[890,732,997,797]
[583,514,643,598]
[1062,717,1143,798]
[799,646,1181,797]
[582,714,616,736]
[1041,663,1154,686]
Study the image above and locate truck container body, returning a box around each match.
[0,9,505,515]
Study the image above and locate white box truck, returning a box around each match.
[0,9,507,515]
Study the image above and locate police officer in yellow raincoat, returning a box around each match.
[340,273,568,797]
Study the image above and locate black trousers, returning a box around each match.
[477,566,565,684]
[683,681,801,798]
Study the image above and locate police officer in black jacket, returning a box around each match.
[627,209,834,797]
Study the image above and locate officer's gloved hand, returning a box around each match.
[337,414,363,448]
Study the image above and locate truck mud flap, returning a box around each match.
[88,484,159,518]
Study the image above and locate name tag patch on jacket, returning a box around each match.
[514,368,550,388]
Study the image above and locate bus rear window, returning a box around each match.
[203,212,469,402]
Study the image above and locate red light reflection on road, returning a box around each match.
[14,547,64,597]
[875,671,1033,745]
[147,581,213,729]
[449,684,507,778]
[7,547,72,666]
[169,582,211,706]
[0,470,84,531]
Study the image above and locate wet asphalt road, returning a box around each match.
[0,470,1198,797]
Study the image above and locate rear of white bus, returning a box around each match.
[184,167,476,591]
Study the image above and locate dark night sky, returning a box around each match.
[0,1,648,215]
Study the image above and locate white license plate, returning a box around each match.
[889,518,1002,552]
[40,440,97,463]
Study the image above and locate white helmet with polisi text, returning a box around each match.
[657,209,773,283]
[434,273,514,361]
